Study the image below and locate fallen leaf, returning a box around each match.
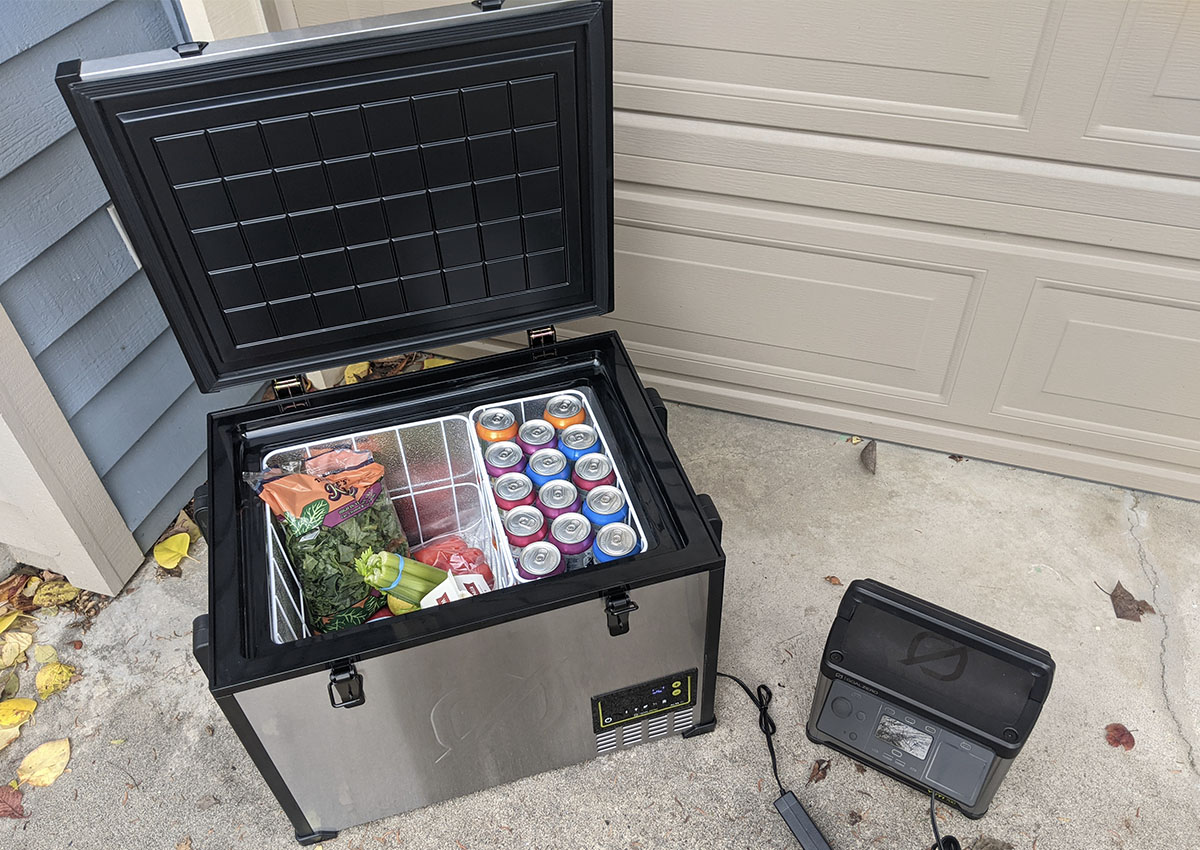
[0,610,22,635]
[205,725,214,736]
[948,454,966,463]
[71,640,83,651]
[824,576,843,586]
[0,785,25,819]
[971,839,1015,850]
[1106,581,1155,622]
[0,632,33,667]
[0,698,37,728]
[848,436,863,445]
[343,361,371,385]
[32,645,58,665]
[36,662,76,699]
[20,577,40,599]
[154,533,192,570]
[854,763,866,775]
[0,671,16,699]
[17,737,70,787]
[807,759,831,785]
[0,726,19,753]
[110,739,126,746]
[0,575,28,606]
[197,793,220,810]
[32,580,79,609]
[859,440,877,475]
[176,836,193,850]
[848,810,863,825]
[1105,723,1135,751]
[172,509,202,544]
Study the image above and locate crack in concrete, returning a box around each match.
[1124,491,1199,779]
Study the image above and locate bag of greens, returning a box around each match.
[253,449,409,633]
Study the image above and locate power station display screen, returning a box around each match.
[875,714,932,759]
[844,604,1036,729]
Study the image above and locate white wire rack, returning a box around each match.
[261,414,506,645]
[468,387,653,558]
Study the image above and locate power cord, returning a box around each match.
[716,671,785,795]
[928,791,962,850]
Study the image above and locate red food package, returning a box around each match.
[413,535,494,589]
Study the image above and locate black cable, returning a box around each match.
[928,791,961,850]
[716,671,787,796]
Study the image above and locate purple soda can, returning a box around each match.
[484,441,526,478]
[516,419,557,456]
[571,452,616,492]
[535,480,582,521]
[493,472,535,514]
[549,512,595,571]
[515,541,564,583]
[504,505,546,558]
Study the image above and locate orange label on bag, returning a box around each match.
[258,450,386,535]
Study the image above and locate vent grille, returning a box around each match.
[595,705,698,754]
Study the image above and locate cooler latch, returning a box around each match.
[527,325,557,358]
[172,41,208,57]
[473,0,505,10]
[328,662,364,708]
[605,591,638,637]
[271,375,309,412]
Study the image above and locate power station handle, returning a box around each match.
[192,483,210,544]
[697,494,722,543]
[645,388,668,431]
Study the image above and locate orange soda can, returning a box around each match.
[543,394,586,430]
[476,408,518,443]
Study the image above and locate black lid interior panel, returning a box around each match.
[59,1,612,391]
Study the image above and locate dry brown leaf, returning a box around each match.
[824,576,843,586]
[948,454,966,463]
[17,737,70,787]
[859,439,877,475]
[32,580,79,609]
[848,810,863,825]
[176,837,193,850]
[1105,722,1135,751]
[0,785,25,819]
[807,758,831,785]
[0,725,19,753]
[0,632,33,667]
[36,662,76,700]
[1106,582,1155,622]
[165,509,202,545]
[0,575,28,606]
[854,762,867,775]
[0,671,16,700]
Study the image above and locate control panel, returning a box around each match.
[815,678,996,807]
[591,668,697,733]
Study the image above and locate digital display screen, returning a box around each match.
[876,715,932,759]
[842,604,1036,731]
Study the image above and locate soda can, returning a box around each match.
[527,448,570,488]
[484,441,526,478]
[549,512,595,571]
[543,394,586,431]
[557,423,599,463]
[582,485,629,529]
[535,480,582,521]
[571,452,616,492]
[476,408,518,443]
[592,522,638,564]
[503,505,546,557]
[516,541,564,583]
[516,419,557,456]
[493,472,535,514]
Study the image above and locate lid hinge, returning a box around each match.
[473,0,505,10]
[527,325,557,358]
[271,375,309,411]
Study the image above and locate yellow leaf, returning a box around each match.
[343,361,371,384]
[31,580,79,608]
[154,533,191,569]
[17,738,70,787]
[421,356,457,369]
[0,698,36,728]
[20,577,40,598]
[0,725,18,753]
[36,662,75,700]
[110,739,125,745]
[0,610,21,635]
[0,633,33,668]
[32,644,58,665]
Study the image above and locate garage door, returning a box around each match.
[243,0,1200,499]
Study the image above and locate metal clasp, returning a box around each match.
[271,375,308,412]
[527,325,557,358]
[473,0,505,10]
[605,591,638,637]
[328,662,364,708]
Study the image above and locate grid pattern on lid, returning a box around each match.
[155,75,568,346]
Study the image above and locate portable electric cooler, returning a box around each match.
[58,1,725,842]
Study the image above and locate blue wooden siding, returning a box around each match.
[0,0,261,550]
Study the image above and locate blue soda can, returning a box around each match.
[557,423,599,463]
[527,448,570,488]
[592,522,638,564]
[582,485,628,529]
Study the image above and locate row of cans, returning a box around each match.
[506,511,640,581]
[475,395,588,444]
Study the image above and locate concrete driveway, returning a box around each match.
[7,402,1199,849]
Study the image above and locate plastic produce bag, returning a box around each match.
[251,449,409,633]
[411,519,496,589]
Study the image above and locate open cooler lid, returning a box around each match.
[57,0,613,392]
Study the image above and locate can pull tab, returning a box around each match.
[605,592,638,637]
[328,662,364,708]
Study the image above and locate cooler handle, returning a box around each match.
[192,614,212,680]
[192,483,210,544]
[697,494,722,543]
[645,387,668,432]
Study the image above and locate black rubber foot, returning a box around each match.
[296,828,338,846]
[682,717,717,738]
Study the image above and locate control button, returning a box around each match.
[891,749,903,759]
[848,732,858,741]
[904,717,917,726]
[883,707,895,716]
[604,716,612,723]
[672,689,682,696]
[856,711,867,722]
[925,726,936,735]
[832,697,853,718]
[672,681,682,688]
[960,742,971,751]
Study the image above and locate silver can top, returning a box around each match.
[519,541,562,577]
[478,407,515,432]
[545,394,583,421]
[537,480,579,510]
[596,523,638,558]
[585,485,626,516]
[550,512,592,545]
[494,472,533,502]
[528,448,567,477]
[504,505,544,536]
[559,423,598,451]
[573,452,613,482]
[484,441,524,469]
[518,418,556,446]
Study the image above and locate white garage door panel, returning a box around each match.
[610,226,981,402]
